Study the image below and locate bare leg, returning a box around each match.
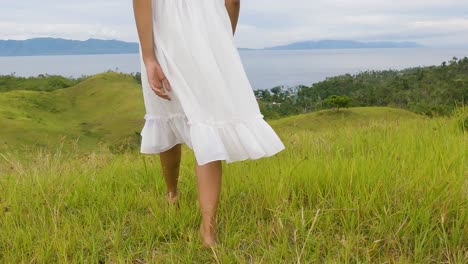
[159,144,182,203]
[195,160,222,247]
[225,0,240,35]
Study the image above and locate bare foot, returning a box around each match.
[165,191,179,206]
[199,222,218,247]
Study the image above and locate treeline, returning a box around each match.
[0,70,141,93]
[255,57,468,119]
[0,73,85,92]
[2,57,466,118]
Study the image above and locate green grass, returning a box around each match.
[0,72,145,151]
[0,74,83,93]
[0,105,466,263]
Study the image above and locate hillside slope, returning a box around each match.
[270,106,425,133]
[0,99,464,262]
[0,72,145,151]
[0,72,429,152]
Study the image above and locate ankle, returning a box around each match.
[166,189,178,197]
[165,190,179,203]
[200,219,216,233]
[199,221,218,247]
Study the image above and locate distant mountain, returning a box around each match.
[0,37,139,56]
[264,40,423,50]
[0,38,424,56]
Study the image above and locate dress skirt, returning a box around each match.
[138,0,285,165]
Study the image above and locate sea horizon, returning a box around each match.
[1,47,467,90]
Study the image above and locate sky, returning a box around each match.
[0,0,467,49]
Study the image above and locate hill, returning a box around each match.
[264,40,422,50]
[0,70,428,152]
[0,38,423,56]
[271,106,424,133]
[0,74,84,92]
[0,96,465,262]
[0,72,145,151]
[256,57,468,118]
[0,37,139,56]
[0,69,448,153]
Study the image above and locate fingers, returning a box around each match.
[147,63,173,100]
[162,77,172,92]
[150,80,171,101]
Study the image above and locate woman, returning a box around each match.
[132,0,285,247]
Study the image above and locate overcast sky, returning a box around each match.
[1,0,467,48]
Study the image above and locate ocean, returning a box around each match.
[1,48,467,90]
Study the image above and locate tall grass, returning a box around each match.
[0,107,466,263]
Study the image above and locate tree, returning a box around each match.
[324,95,352,112]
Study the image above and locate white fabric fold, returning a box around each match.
[138,0,285,165]
[140,113,285,165]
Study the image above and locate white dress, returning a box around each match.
[138,0,285,165]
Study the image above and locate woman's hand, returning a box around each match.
[133,0,171,100]
[145,58,172,101]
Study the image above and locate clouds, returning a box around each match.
[0,22,129,40]
[236,0,468,48]
[0,1,137,41]
[0,0,467,48]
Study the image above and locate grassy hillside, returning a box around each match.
[0,70,428,153]
[0,103,466,263]
[0,72,145,152]
[272,106,424,133]
[0,74,83,92]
